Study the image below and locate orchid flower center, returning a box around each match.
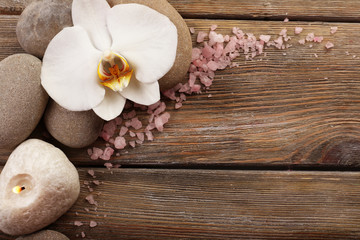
[97,51,133,92]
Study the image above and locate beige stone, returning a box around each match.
[108,0,192,90]
[44,100,104,148]
[16,230,69,240]
[16,0,72,59]
[0,54,48,149]
[0,139,80,236]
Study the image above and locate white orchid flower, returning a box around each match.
[41,0,177,121]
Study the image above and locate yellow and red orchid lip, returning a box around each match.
[97,51,132,92]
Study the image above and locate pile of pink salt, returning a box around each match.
[89,25,338,162]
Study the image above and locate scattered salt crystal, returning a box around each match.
[84,208,90,212]
[88,170,95,177]
[284,18,289,22]
[87,148,92,156]
[155,112,171,132]
[81,232,85,238]
[123,110,136,120]
[210,24,218,31]
[74,221,83,226]
[119,126,128,136]
[114,136,126,149]
[189,27,195,34]
[129,141,136,148]
[115,116,122,125]
[306,33,315,42]
[90,221,97,228]
[197,31,208,43]
[130,117,142,130]
[129,131,136,137]
[175,102,182,109]
[279,28,287,36]
[325,41,334,49]
[330,26,338,34]
[154,102,166,115]
[100,147,114,161]
[136,132,145,142]
[145,131,154,141]
[136,140,143,145]
[294,27,303,34]
[259,35,271,43]
[104,163,113,169]
[314,53,318,58]
[298,39,305,45]
[93,180,100,186]
[313,36,323,43]
[86,194,98,205]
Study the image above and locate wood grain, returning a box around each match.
[1,17,360,167]
[1,168,359,239]
[2,0,360,22]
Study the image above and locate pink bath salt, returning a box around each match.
[148,101,161,112]
[90,221,97,228]
[214,42,224,58]
[298,39,305,45]
[232,27,245,39]
[90,147,103,160]
[145,123,156,131]
[207,60,219,71]
[330,26,338,34]
[314,53,318,58]
[199,74,213,87]
[99,131,111,142]
[129,141,136,148]
[284,18,289,22]
[119,126,128,136]
[74,221,83,226]
[191,47,202,61]
[88,170,95,177]
[130,117,142,130]
[197,31,208,43]
[188,64,197,73]
[273,36,284,49]
[93,180,100,185]
[114,136,126,149]
[103,120,116,135]
[154,102,166,115]
[175,102,182,109]
[223,38,237,55]
[294,27,303,34]
[200,63,209,72]
[145,131,154,141]
[129,131,136,137]
[104,163,113,169]
[279,28,287,36]
[313,36,324,43]
[202,43,216,59]
[148,113,155,123]
[133,103,147,110]
[155,112,171,132]
[86,194,98,205]
[189,73,196,87]
[191,84,202,93]
[325,41,334,49]
[179,83,191,93]
[180,93,186,101]
[87,148,93,156]
[100,147,114,161]
[259,35,271,43]
[193,59,206,68]
[136,132,145,142]
[209,31,224,46]
[114,116,122,125]
[81,232,85,238]
[136,140,143,145]
[210,24,218,31]
[123,110,136,120]
[306,32,315,42]
[162,88,176,100]
[189,27,195,34]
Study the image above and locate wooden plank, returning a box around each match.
[2,0,360,22]
[1,168,359,239]
[1,17,360,167]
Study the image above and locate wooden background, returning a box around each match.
[1,0,360,239]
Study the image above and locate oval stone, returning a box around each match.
[16,0,73,59]
[108,0,192,90]
[0,54,48,149]
[44,100,104,148]
[16,230,69,240]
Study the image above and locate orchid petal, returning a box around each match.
[120,76,160,106]
[93,88,126,121]
[72,0,111,51]
[41,26,104,111]
[107,4,178,83]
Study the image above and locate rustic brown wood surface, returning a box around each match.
[1,0,360,239]
[1,169,360,239]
